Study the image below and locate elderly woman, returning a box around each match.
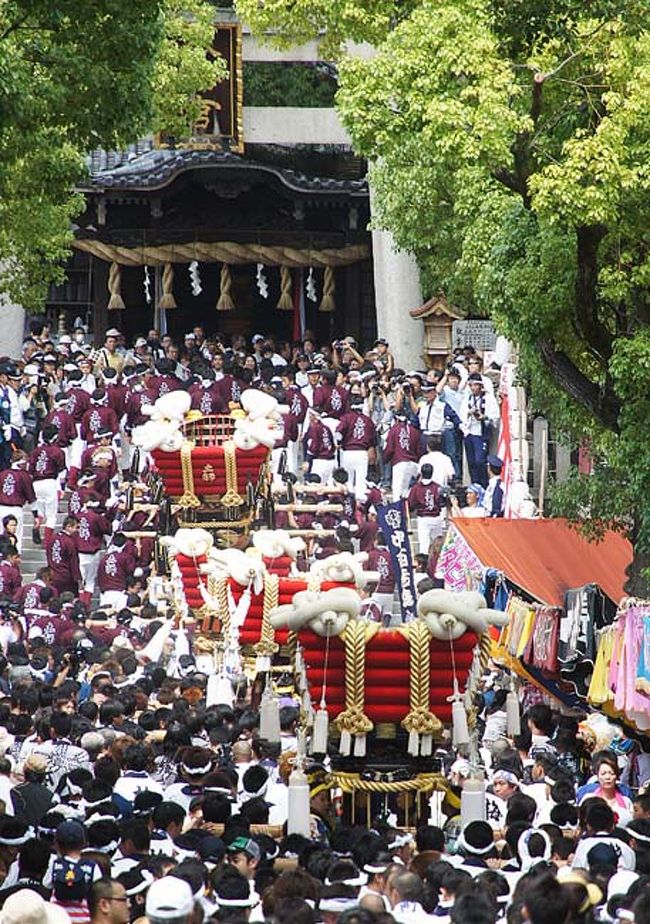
[450,483,487,518]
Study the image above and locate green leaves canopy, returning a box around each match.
[240,0,650,586]
[0,0,223,309]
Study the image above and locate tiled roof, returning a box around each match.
[83,145,368,197]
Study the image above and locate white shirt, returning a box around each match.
[418,399,445,434]
[572,832,636,871]
[392,900,436,922]
[418,451,455,487]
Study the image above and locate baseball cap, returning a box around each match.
[105,328,121,338]
[251,334,265,343]
[146,876,194,920]
[227,836,261,861]
[134,337,147,347]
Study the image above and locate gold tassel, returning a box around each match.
[276,265,293,310]
[216,263,235,311]
[107,262,125,310]
[158,263,177,310]
[319,265,336,312]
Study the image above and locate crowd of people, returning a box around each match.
[0,321,645,924]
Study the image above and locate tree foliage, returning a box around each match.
[0,0,223,310]
[242,0,650,588]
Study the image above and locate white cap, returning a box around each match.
[58,335,72,344]
[134,337,147,347]
[105,328,121,338]
[146,876,194,920]
[2,889,71,924]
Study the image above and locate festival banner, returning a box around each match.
[436,524,483,592]
[376,499,418,622]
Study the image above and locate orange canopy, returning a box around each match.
[452,518,631,607]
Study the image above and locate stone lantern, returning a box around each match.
[409,294,461,370]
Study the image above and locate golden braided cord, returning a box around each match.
[255,572,279,657]
[216,577,231,636]
[221,440,243,507]
[331,771,448,794]
[336,622,377,737]
[73,238,370,268]
[402,620,442,737]
[178,441,200,508]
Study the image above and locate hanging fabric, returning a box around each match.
[158,263,177,310]
[107,261,125,310]
[319,265,336,312]
[216,263,235,311]
[277,265,293,310]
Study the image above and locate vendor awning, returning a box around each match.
[451,518,631,607]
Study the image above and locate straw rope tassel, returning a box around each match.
[402,621,442,756]
[178,441,200,508]
[158,263,177,310]
[337,621,373,756]
[319,266,336,313]
[107,261,125,310]
[216,263,235,311]
[277,265,293,310]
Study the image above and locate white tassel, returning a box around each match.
[353,734,366,757]
[339,730,352,756]
[206,673,233,708]
[311,706,329,754]
[260,689,281,743]
[287,767,310,837]
[452,699,470,747]
[295,646,304,675]
[506,691,521,736]
[408,731,419,756]
[421,734,433,757]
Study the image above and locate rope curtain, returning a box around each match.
[73,238,369,268]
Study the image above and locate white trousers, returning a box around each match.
[311,458,336,485]
[0,505,23,552]
[391,460,419,500]
[371,591,394,616]
[33,479,59,529]
[79,551,102,593]
[340,449,368,499]
[417,514,447,554]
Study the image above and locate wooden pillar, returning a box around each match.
[92,257,109,346]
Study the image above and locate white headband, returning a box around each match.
[388,833,414,850]
[181,761,212,777]
[457,831,495,856]
[319,898,358,913]
[518,829,552,871]
[215,895,257,908]
[325,873,367,887]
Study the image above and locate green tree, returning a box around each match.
[0,0,224,310]
[239,0,650,591]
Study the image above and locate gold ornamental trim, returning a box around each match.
[254,572,279,658]
[178,440,200,508]
[336,622,378,737]
[401,620,442,737]
[221,440,243,507]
